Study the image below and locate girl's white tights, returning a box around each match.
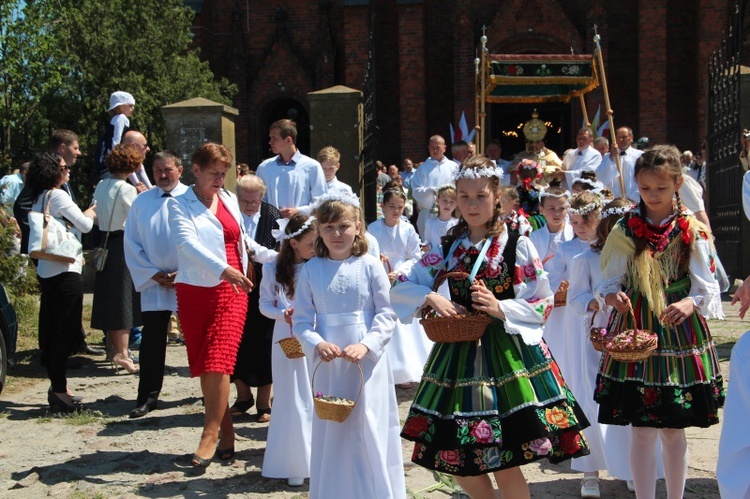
[630,427,687,499]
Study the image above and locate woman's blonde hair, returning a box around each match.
[314,200,369,258]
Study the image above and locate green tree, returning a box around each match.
[0,0,66,172]
[1,0,236,199]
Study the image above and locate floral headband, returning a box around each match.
[271,216,317,242]
[567,199,603,216]
[453,165,504,181]
[600,205,632,219]
[539,189,571,199]
[517,159,542,176]
[312,191,361,210]
[572,177,603,190]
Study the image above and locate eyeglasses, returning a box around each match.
[239,199,261,206]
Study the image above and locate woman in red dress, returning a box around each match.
[168,143,276,469]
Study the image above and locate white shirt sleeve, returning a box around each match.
[687,231,724,319]
[358,258,397,361]
[258,262,287,321]
[497,236,554,345]
[51,189,94,233]
[111,114,129,146]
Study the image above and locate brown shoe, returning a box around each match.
[257,408,271,423]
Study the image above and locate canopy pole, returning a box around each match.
[594,27,626,199]
[479,33,488,156]
[474,52,482,154]
[579,96,590,128]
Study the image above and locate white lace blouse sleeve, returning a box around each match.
[497,236,554,345]
[518,215,533,237]
[688,230,724,319]
[389,250,443,323]
[568,253,594,316]
[258,261,286,322]
[359,257,396,362]
[294,263,325,358]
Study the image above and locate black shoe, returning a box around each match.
[229,394,255,416]
[130,393,158,419]
[79,342,106,356]
[48,389,81,413]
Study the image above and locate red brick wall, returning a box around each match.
[398,3,426,163]
[188,1,737,165]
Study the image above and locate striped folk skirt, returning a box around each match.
[594,277,725,428]
[400,320,591,476]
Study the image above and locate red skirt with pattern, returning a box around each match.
[175,201,248,377]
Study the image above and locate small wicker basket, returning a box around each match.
[311,359,364,423]
[553,280,569,308]
[605,306,658,362]
[419,272,491,343]
[588,311,612,353]
[278,337,305,359]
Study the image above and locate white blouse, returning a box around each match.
[389,230,554,345]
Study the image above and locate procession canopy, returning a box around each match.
[484,53,600,104]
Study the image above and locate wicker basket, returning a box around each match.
[311,359,364,423]
[419,272,491,343]
[553,280,569,308]
[278,336,305,359]
[604,306,658,362]
[588,311,612,352]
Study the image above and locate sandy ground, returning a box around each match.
[0,296,745,498]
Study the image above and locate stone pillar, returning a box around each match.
[308,85,364,200]
[162,97,239,188]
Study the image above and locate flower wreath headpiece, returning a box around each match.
[516,159,542,177]
[453,164,504,181]
[567,199,603,216]
[312,191,361,210]
[271,216,317,243]
[572,177,604,190]
[539,189,571,199]
[600,205,632,219]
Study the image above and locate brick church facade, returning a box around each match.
[188,0,738,168]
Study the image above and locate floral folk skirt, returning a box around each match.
[594,278,725,428]
[401,320,590,476]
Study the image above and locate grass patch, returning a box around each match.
[0,411,9,419]
[14,294,39,353]
[68,491,108,499]
[36,415,52,424]
[59,409,106,425]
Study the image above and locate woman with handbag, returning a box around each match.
[91,143,142,374]
[27,152,96,412]
[168,143,276,469]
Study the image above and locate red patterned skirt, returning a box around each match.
[176,281,248,377]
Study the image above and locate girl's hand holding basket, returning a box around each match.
[424,292,467,317]
[470,280,506,319]
[341,343,369,363]
[607,291,632,315]
[316,341,341,362]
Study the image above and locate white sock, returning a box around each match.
[660,428,688,499]
[630,427,658,499]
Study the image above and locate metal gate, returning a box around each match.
[361,6,378,224]
[707,1,748,280]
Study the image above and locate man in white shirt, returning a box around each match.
[560,128,602,189]
[124,150,188,418]
[400,158,415,190]
[410,135,458,237]
[451,140,470,165]
[596,126,643,201]
[317,146,353,196]
[256,119,327,218]
[485,139,513,186]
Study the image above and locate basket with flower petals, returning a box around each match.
[419,272,491,343]
[588,311,613,352]
[605,306,658,362]
[311,359,363,423]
